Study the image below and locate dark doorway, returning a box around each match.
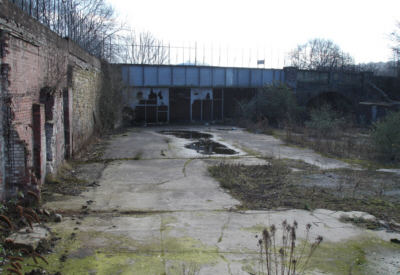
[170,88,191,121]
[32,104,42,180]
[213,89,223,121]
[223,88,256,118]
[63,89,71,158]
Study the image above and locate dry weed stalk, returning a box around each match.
[258,220,323,275]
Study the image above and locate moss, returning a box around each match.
[13,227,221,274]
[160,215,178,233]
[307,237,400,275]
[236,145,261,157]
[241,223,269,233]
[339,157,400,170]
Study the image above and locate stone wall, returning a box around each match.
[0,28,6,197]
[0,0,103,199]
[70,66,102,154]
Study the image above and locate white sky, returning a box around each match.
[111,0,400,67]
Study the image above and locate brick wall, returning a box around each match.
[0,0,104,199]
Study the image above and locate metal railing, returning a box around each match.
[7,0,115,60]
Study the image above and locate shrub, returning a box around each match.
[305,105,344,137]
[371,111,400,161]
[236,85,304,127]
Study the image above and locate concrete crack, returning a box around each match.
[217,213,231,243]
[159,215,167,273]
[182,158,193,177]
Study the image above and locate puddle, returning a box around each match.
[159,130,238,155]
[185,140,237,155]
[159,130,212,139]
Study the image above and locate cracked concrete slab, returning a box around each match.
[42,126,400,274]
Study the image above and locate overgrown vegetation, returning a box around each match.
[235,83,400,164]
[371,111,400,161]
[279,108,400,165]
[257,221,323,275]
[304,105,345,138]
[209,161,400,224]
[0,193,53,274]
[236,85,304,127]
[282,128,375,162]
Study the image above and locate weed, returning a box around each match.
[209,162,400,223]
[0,195,50,274]
[371,111,400,162]
[257,221,323,275]
[283,127,376,162]
[339,216,382,230]
[133,151,143,160]
[236,85,305,127]
[305,105,345,138]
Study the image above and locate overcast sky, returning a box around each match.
[111,0,400,67]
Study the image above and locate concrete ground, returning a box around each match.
[43,126,400,274]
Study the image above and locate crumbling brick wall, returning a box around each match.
[0,0,104,199]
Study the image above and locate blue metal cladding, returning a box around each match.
[213,68,225,86]
[121,65,285,88]
[226,68,234,86]
[129,66,143,86]
[172,67,185,86]
[186,67,199,86]
[158,67,172,86]
[199,68,212,87]
[144,67,158,86]
[238,69,250,87]
[263,70,273,85]
[251,69,262,87]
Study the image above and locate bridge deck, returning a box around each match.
[120,64,285,88]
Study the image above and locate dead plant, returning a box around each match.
[257,220,323,275]
[0,192,50,274]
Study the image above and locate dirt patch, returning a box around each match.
[208,160,400,223]
[159,130,212,139]
[42,162,106,202]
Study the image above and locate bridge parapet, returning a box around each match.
[120,64,286,89]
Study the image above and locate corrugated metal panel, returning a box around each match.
[213,68,225,87]
[158,67,172,86]
[238,69,250,87]
[262,70,273,85]
[186,67,199,86]
[251,69,262,87]
[144,67,158,86]
[199,68,212,87]
[226,68,234,87]
[172,67,186,86]
[122,65,286,88]
[129,66,143,86]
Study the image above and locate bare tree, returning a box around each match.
[13,0,123,61]
[289,38,354,71]
[66,0,124,60]
[116,30,169,64]
[390,22,400,77]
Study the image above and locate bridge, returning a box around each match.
[118,64,396,123]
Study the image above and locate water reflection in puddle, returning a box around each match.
[159,130,238,155]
